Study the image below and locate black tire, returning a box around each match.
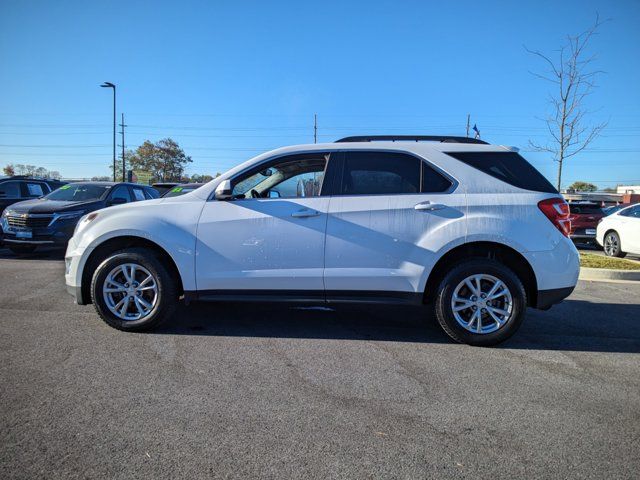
[434,258,527,347]
[8,244,37,255]
[603,231,626,258]
[91,248,177,331]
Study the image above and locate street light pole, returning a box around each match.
[100,82,116,181]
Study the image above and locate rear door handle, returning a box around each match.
[291,209,321,218]
[414,201,446,212]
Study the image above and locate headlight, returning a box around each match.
[54,210,85,221]
[73,211,99,236]
[1,208,14,218]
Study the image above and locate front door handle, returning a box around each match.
[291,209,321,218]
[414,201,446,212]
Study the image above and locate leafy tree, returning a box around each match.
[526,15,607,190]
[127,138,192,182]
[567,181,598,192]
[3,164,15,176]
[6,163,60,179]
[189,173,220,183]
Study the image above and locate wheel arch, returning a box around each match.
[423,241,538,307]
[81,235,184,305]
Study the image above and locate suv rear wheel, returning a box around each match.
[434,258,526,346]
[91,248,177,331]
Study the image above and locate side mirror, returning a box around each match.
[107,197,127,206]
[214,180,233,200]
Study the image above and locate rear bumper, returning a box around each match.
[535,286,575,310]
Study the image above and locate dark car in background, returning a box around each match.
[1,182,158,255]
[0,176,66,246]
[568,202,605,246]
[151,182,181,195]
[0,176,66,217]
[161,183,205,197]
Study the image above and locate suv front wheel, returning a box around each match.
[434,259,526,346]
[91,248,177,331]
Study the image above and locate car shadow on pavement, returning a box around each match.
[0,247,65,261]
[154,299,640,353]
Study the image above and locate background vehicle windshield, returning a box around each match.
[46,184,110,201]
[163,186,199,198]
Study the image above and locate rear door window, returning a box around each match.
[109,185,132,203]
[0,181,22,199]
[25,182,46,198]
[446,151,557,193]
[341,151,421,195]
[131,187,146,202]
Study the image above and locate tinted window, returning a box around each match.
[164,187,198,198]
[131,187,146,202]
[422,164,453,192]
[0,181,22,198]
[569,204,603,215]
[25,182,46,197]
[110,185,132,203]
[46,184,110,201]
[446,151,557,193]
[145,188,160,199]
[619,205,640,218]
[342,152,421,195]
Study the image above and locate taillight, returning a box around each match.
[538,198,571,237]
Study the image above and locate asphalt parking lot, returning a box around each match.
[1,247,639,479]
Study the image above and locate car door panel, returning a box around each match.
[323,150,464,294]
[195,152,334,292]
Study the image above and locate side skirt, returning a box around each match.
[184,290,423,306]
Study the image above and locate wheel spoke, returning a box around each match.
[138,275,154,288]
[136,295,152,309]
[119,297,131,317]
[486,280,503,298]
[133,297,145,315]
[464,279,478,296]
[120,265,132,284]
[104,287,126,293]
[486,307,505,326]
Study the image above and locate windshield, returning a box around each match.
[163,186,199,198]
[46,184,110,201]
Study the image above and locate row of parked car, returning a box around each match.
[0,176,203,254]
[568,201,640,257]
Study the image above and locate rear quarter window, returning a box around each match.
[446,151,557,194]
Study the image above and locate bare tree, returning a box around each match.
[525,15,607,190]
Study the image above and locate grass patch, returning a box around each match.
[580,253,640,270]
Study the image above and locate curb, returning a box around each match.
[579,267,640,282]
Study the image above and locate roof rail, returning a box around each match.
[335,135,488,145]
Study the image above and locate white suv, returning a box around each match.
[65,136,579,346]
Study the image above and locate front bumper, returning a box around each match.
[66,283,86,305]
[1,223,75,248]
[65,237,91,305]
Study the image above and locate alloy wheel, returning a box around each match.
[102,263,158,321]
[450,274,513,334]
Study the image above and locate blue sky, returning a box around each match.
[1,0,639,188]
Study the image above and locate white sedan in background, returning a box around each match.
[597,203,640,257]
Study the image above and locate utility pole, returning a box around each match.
[466,114,470,138]
[314,113,317,144]
[119,113,127,182]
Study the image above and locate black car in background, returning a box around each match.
[161,183,205,197]
[1,182,159,255]
[0,176,66,217]
[151,182,182,195]
[0,176,67,247]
